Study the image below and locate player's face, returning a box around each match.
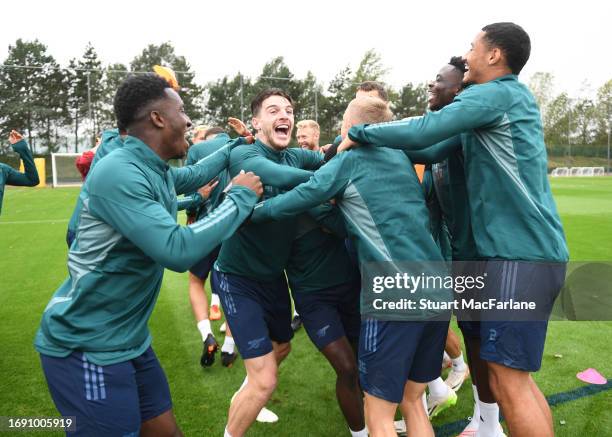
[463,31,491,85]
[160,89,192,159]
[296,127,319,151]
[252,95,294,150]
[428,65,463,111]
[340,107,353,139]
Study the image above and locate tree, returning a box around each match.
[543,92,570,148]
[130,43,204,123]
[528,72,555,118]
[0,39,65,152]
[320,66,353,140]
[393,82,428,119]
[353,49,388,84]
[594,79,612,146]
[205,73,253,127]
[98,62,129,129]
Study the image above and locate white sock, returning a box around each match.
[224,427,232,437]
[477,400,501,436]
[428,377,449,398]
[349,426,368,437]
[211,293,220,307]
[197,319,212,341]
[239,376,249,392]
[451,353,468,372]
[422,392,427,412]
[467,384,480,429]
[443,351,451,362]
[293,308,299,317]
[222,336,235,354]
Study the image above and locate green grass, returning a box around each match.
[1,178,611,436]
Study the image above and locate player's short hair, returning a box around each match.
[250,88,293,116]
[356,81,389,102]
[204,127,226,139]
[349,96,394,125]
[482,22,531,75]
[296,120,320,132]
[114,73,171,130]
[449,56,467,74]
[193,125,210,134]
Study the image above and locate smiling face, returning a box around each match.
[296,126,320,151]
[158,88,192,159]
[252,95,294,150]
[428,65,463,111]
[463,30,505,85]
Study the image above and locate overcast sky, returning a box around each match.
[1,0,610,98]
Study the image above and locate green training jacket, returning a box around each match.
[0,139,39,215]
[349,74,568,262]
[35,136,257,365]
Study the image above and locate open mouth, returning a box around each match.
[274,124,290,139]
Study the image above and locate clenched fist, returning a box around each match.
[232,170,263,197]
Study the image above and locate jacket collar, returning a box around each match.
[123,136,170,175]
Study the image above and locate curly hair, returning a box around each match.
[113,73,171,130]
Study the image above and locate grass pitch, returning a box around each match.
[0,177,611,436]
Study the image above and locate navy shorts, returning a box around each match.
[40,347,172,436]
[188,246,221,281]
[358,319,449,403]
[293,280,361,350]
[212,270,293,359]
[457,260,566,371]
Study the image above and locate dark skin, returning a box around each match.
[128,88,192,161]
[427,65,464,111]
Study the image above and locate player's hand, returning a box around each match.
[337,136,357,153]
[232,170,263,197]
[320,143,332,154]
[228,117,255,144]
[9,130,23,145]
[198,177,219,200]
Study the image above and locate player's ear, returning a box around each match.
[150,110,164,129]
[251,116,261,132]
[488,47,503,67]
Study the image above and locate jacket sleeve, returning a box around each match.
[88,165,257,272]
[294,148,325,170]
[404,136,462,164]
[307,203,347,238]
[6,139,39,186]
[171,137,246,195]
[348,87,503,150]
[251,154,350,222]
[176,193,204,211]
[230,147,314,190]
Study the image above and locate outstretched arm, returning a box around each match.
[405,136,462,164]
[251,154,350,222]
[6,132,39,186]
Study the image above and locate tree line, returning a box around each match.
[0,39,609,156]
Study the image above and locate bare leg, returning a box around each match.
[364,393,397,437]
[188,273,209,322]
[488,361,553,437]
[445,328,462,358]
[226,351,278,437]
[141,409,183,437]
[399,380,434,437]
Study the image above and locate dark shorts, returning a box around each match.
[212,270,293,359]
[456,260,566,372]
[40,347,172,437]
[293,280,361,350]
[66,229,76,249]
[188,246,221,281]
[358,319,449,403]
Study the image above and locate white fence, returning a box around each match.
[551,166,606,177]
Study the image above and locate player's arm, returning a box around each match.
[347,89,502,150]
[230,147,314,190]
[307,202,347,238]
[293,148,325,170]
[6,133,39,187]
[251,154,350,222]
[89,166,260,272]
[177,177,219,211]
[171,137,247,195]
[405,136,462,164]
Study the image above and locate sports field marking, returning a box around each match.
[433,381,612,437]
[0,218,69,225]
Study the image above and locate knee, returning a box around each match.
[275,342,291,362]
[487,363,527,403]
[335,360,359,385]
[251,370,278,398]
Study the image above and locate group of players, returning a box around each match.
[25,21,568,437]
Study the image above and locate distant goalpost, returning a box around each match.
[51,153,83,187]
[551,166,606,177]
